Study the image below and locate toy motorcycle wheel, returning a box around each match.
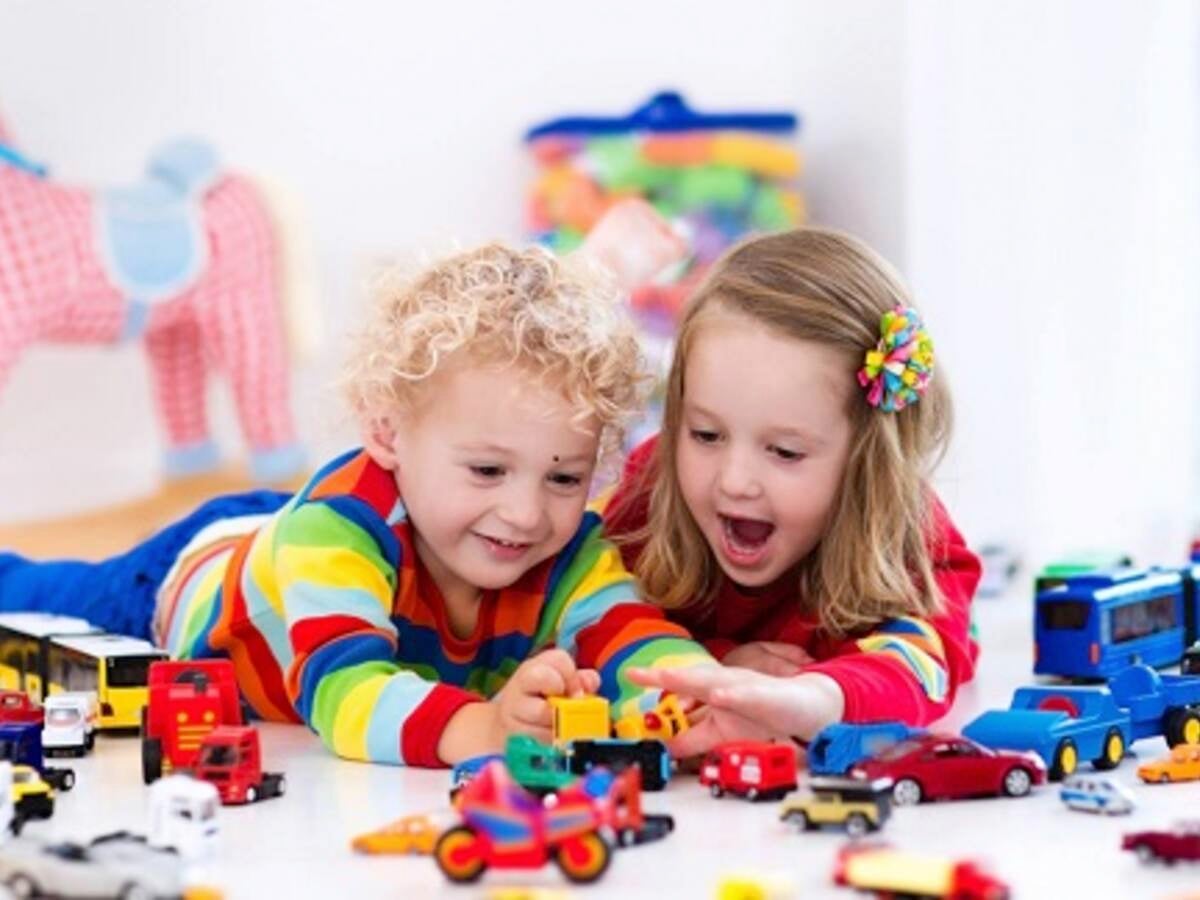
[556,831,612,884]
[435,827,486,883]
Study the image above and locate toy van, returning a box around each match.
[700,741,797,801]
[42,692,97,756]
[1059,775,1135,815]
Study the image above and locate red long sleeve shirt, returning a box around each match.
[604,436,982,726]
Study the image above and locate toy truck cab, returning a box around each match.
[192,725,285,805]
[0,723,74,792]
[42,692,97,756]
[141,660,243,784]
[0,692,43,728]
[148,774,220,859]
[700,741,798,801]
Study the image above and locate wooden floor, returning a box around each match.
[0,466,306,560]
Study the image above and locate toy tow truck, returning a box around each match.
[140,660,243,784]
[192,726,285,805]
[964,663,1200,779]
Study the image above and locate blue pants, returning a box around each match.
[0,491,291,641]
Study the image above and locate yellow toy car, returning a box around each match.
[1138,743,1200,784]
[350,812,454,855]
[11,764,53,828]
[779,777,892,837]
[715,872,796,900]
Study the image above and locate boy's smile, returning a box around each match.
[365,360,600,626]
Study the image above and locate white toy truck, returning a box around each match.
[148,775,220,860]
[42,692,97,756]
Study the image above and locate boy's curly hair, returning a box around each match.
[342,243,650,466]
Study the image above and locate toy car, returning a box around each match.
[714,872,797,900]
[0,832,221,899]
[42,692,97,756]
[849,733,1045,805]
[10,765,53,829]
[1058,774,1135,815]
[1138,743,1200,784]
[700,741,797,801]
[147,775,220,860]
[351,811,456,855]
[833,844,1009,900]
[0,723,74,792]
[434,760,613,884]
[779,777,893,837]
[1123,821,1200,863]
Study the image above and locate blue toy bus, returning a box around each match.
[1034,566,1200,679]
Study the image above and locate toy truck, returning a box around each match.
[140,660,243,785]
[191,726,285,805]
[0,724,74,792]
[547,696,674,790]
[10,765,53,831]
[807,722,924,776]
[148,775,220,859]
[0,693,43,728]
[832,845,1009,900]
[42,692,97,756]
[963,663,1200,779]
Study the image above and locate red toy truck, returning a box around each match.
[140,660,243,784]
[700,741,798,801]
[192,725,285,805]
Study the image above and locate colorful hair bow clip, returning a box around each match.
[857,305,935,411]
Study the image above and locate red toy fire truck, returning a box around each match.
[140,660,243,784]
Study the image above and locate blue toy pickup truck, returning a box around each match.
[807,722,924,776]
[963,664,1200,780]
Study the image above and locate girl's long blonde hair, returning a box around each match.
[621,228,953,636]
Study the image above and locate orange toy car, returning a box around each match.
[1138,744,1200,784]
[351,812,455,855]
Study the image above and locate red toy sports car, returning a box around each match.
[848,733,1046,805]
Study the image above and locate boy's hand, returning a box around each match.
[491,648,601,746]
[626,665,844,758]
[721,641,813,676]
[576,198,688,291]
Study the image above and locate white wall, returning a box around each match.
[0,0,906,521]
[908,0,1200,566]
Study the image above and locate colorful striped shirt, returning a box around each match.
[157,449,711,766]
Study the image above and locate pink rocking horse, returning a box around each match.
[0,114,310,483]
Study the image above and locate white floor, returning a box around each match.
[13,592,1200,900]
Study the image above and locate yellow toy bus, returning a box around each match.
[0,613,166,731]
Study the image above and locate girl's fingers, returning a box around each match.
[625,664,729,701]
[518,662,568,699]
[510,695,554,731]
[575,669,601,696]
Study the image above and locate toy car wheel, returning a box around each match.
[844,813,869,838]
[84,731,95,752]
[746,787,760,801]
[60,770,75,791]
[1135,843,1157,864]
[275,775,287,796]
[6,874,37,900]
[1002,767,1032,797]
[245,785,258,804]
[783,810,812,831]
[435,826,486,883]
[892,778,923,806]
[120,883,154,900]
[709,784,724,799]
[1093,728,1124,770]
[1050,739,1078,780]
[556,831,612,884]
[1159,773,1171,784]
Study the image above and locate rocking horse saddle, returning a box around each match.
[95,138,222,336]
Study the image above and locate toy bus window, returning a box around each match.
[1039,601,1090,630]
[1110,595,1177,644]
[107,657,155,687]
[49,648,97,694]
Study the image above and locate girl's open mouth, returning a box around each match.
[719,515,775,566]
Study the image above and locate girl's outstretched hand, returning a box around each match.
[626,664,844,758]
